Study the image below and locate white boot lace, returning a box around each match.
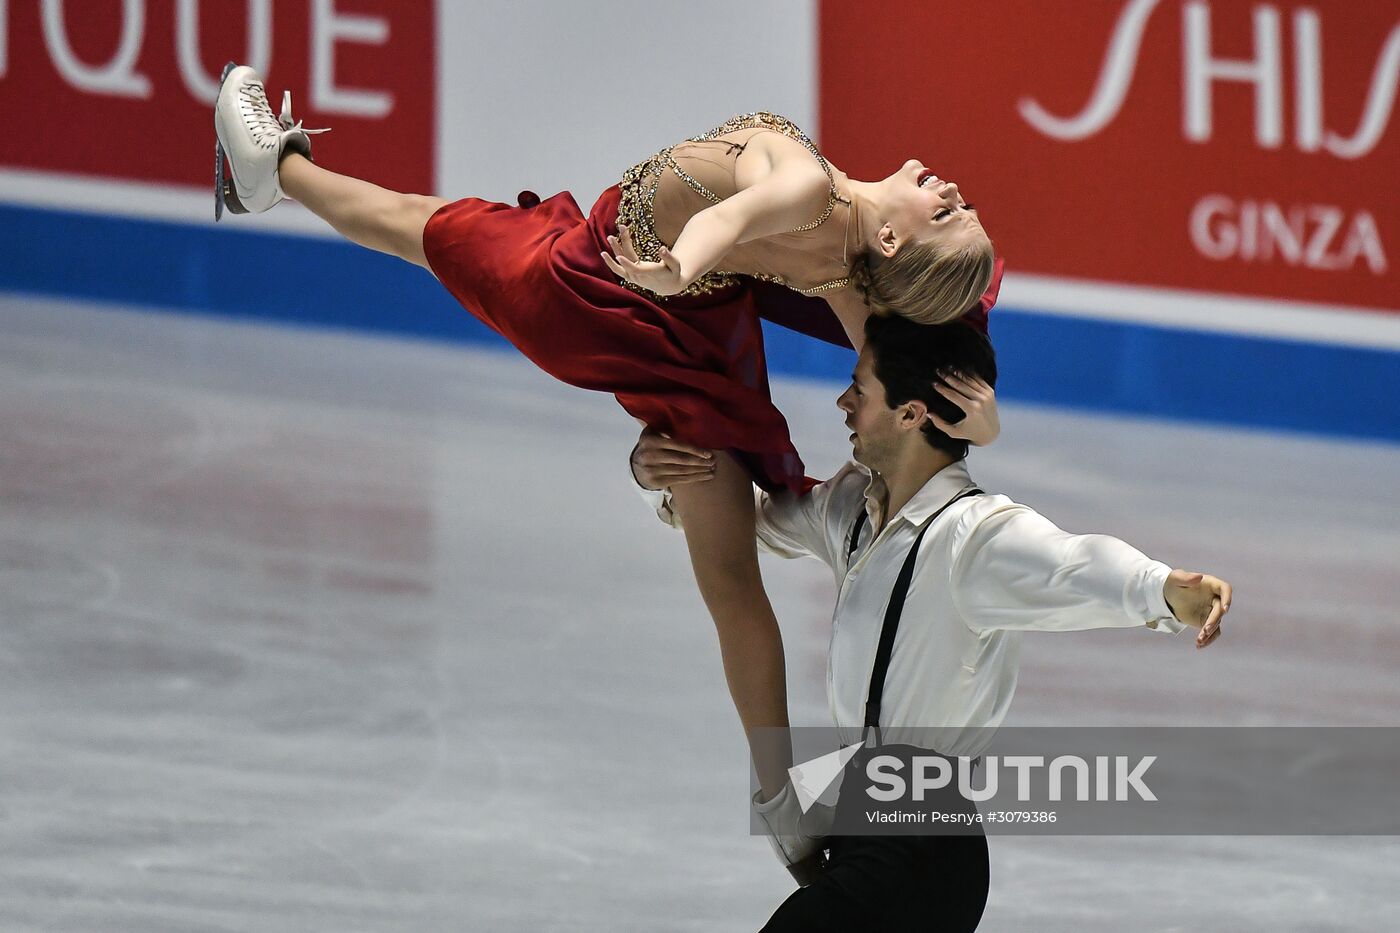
[237,82,286,149]
[238,83,330,150]
[279,91,330,138]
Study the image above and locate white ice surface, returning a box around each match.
[1,294,1397,932]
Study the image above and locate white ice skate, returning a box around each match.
[213,63,328,220]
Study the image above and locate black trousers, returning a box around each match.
[759,831,989,932]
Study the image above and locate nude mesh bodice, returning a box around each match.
[615,112,858,300]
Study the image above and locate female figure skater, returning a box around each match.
[213,64,1002,809]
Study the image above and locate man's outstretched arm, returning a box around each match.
[952,504,1231,649]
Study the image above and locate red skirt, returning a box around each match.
[422,185,1002,495]
[423,185,810,493]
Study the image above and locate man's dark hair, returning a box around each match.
[863,315,998,459]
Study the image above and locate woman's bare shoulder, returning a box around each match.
[732,129,827,189]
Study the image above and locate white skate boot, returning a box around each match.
[214,62,328,220]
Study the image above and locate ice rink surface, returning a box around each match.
[1,294,1397,932]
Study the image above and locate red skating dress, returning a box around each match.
[421,112,1000,494]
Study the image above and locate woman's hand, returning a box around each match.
[929,371,1000,446]
[601,222,688,296]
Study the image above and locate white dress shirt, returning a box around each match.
[641,459,1185,757]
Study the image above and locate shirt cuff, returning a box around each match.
[635,480,682,529]
[1142,562,1187,634]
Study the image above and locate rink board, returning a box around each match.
[3,201,1397,443]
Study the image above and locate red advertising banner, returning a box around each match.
[820,0,1398,313]
[0,0,434,195]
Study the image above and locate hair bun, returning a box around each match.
[849,255,897,315]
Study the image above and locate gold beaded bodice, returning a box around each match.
[615,112,856,301]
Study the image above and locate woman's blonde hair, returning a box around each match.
[849,236,996,325]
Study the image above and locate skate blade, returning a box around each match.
[215,138,230,221]
[220,171,249,217]
[213,61,240,222]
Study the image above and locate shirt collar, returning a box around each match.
[858,458,976,530]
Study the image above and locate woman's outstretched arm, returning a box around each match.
[672,166,830,282]
[604,165,831,295]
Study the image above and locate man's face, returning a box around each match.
[836,345,901,470]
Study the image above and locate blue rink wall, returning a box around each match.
[4,202,1398,445]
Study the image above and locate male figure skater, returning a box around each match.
[629,315,1231,931]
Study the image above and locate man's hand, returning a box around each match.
[630,428,716,491]
[752,784,829,887]
[928,371,1000,447]
[1163,569,1233,649]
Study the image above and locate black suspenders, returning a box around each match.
[846,487,984,747]
[846,510,867,560]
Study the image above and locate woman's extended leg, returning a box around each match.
[669,452,793,800]
[279,153,445,270]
